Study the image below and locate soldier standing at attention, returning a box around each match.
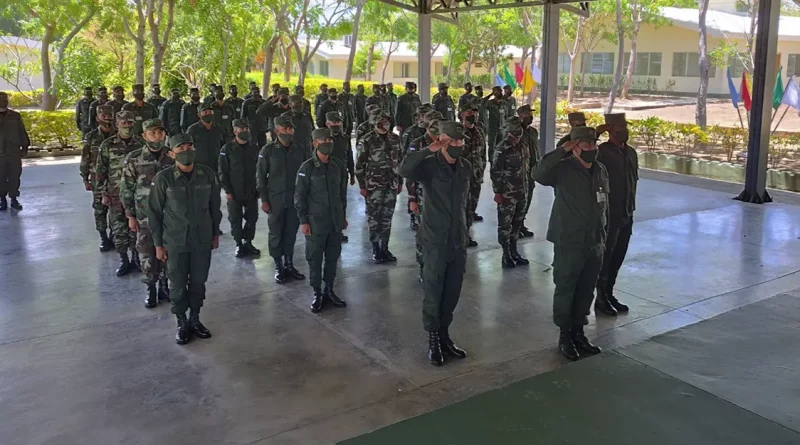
[315,87,347,130]
[338,81,356,136]
[314,84,329,114]
[354,84,367,128]
[122,84,158,136]
[187,105,226,174]
[148,133,222,345]
[121,119,174,308]
[160,88,185,137]
[432,83,456,121]
[474,85,486,125]
[225,85,245,119]
[242,88,267,148]
[294,85,314,120]
[365,84,384,114]
[95,111,144,276]
[356,111,403,264]
[517,104,540,238]
[492,117,530,269]
[502,85,517,117]
[287,95,314,156]
[80,104,116,251]
[407,113,442,280]
[257,87,291,143]
[88,86,109,131]
[460,102,486,246]
[181,88,202,132]
[203,83,218,106]
[386,82,398,122]
[402,105,433,232]
[594,113,638,317]
[484,86,507,163]
[219,119,261,259]
[76,87,94,138]
[257,115,309,284]
[0,92,30,211]
[395,81,421,135]
[457,82,476,118]
[110,86,128,115]
[357,105,381,144]
[295,128,349,313]
[398,121,471,367]
[267,83,281,103]
[534,126,606,361]
[147,84,166,110]
[325,111,356,244]
[244,81,258,100]
[211,88,236,143]
[558,112,587,147]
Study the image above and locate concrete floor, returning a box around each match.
[3,160,800,445]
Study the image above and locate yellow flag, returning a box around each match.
[522,65,536,94]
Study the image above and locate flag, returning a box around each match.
[522,65,536,94]
[531,63,542,83]
[773,68,785,110]
[502,65,517,90]
[515,63,524,84]
[781,77,800,111]
[741,72,752,112]
[726,68,740,109]
[494,70,506,87]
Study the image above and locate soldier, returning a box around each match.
[203,83,218,105]
[225,84,245,118]
[289,94,318,147]
[0,92,30,211]
[395,81,421,134]
[401,105,433,232]
[148,133,222,345]
[88,86,109,131]
[365,84,384,114]
[474,85,486,126]
[457,82,476,118]
[187,105,226,174]
[267,83,281,102]
[210,88,236,143]
[398,120,471,367]
[356,105,381,144]
[257,114,309,284]
[314,84,328,114]
[315,87,347,129]
[181,87,202,132]
[517,104,540,238]
[483,86,507,162]
[354,84,367,127]
[386,82,398,121]
[356,111,403,264]
[160,88,185,137]
[325,111,355,244]
[95,110,145,276]
[219,119,261,258]
[558,112,587,147]
[432,83,456,121]
[502,85,517,117]
[294,85,314,118]
[242,88,267,148]
[594,113,638,317]
[147,84,166,110]
[80,104,116,251]
[122,84,158,135]
[460,102,486,247]
[121,119,174,308]
[295,128,349,313]
[243,81,258,100]
[76,87,94,138]
[110,86,128,115]
[534,126,606,361]
[258,87,291,144]
[338,81,356,136]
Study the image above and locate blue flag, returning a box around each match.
[494,71,506,87]
[726,68,740,109]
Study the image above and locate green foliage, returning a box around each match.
[352,45,383,78]
[432,74,493,89]
[20,111,81,149]
[713,125,748,162]
[57,37,114,104]
[629,116,664,152]
[1,90,43,108]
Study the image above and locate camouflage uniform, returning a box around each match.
[80,125,115,231]
[120,143,174,285]
[462,123,486,229]
[356,122,403,246]
[491,117,530,248]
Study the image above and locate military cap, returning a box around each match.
[152,83,161,87]
[278,87,290,95]
[84,86,93,91]
[116,111,136,122]
[312,128,331,140]
[567,112,586,122]
[320,83,328,88]
[365,104,380,114]
[170,87,180,93]
[327,88,338,94]
[420,111,443,129]
[199,104,214,112]
[325,111,342,122]
[274,114,294,128]
[570,126,597,142]
[271,83,281,88]
[169,133,194,148]
[504,116,524,133]
[98,86,108,92]
[458,101,478,114]
[189,87,199,92]
[142,118,165,131]
[517,104,533,115]
[97,104,114,116]
[604,113,629,125]
[439,121,469,140]
[233,119,250,128]
[438,82,448,89]
[416,104,433,115]
[463,81,472,87]
[132,84,144,90]
[492,85,502,91]
[369,110,390,125]
[289,94,304,103]
[113,85,124,92]
[405,81,415,88]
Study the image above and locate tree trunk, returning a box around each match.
[148,0,175,86]
[446,51,454,84]
[380,46,394,84]
[298,59,307,85]
[567,55,577,103]
[366,43,374,81]
[262,36,279,90]
[40,25,55,111]
[465,47,475,80]
[345,0,365,82]
[605,0,625,114]
[219,21,231,85]
[696,0,710,129]
[621,20,641,99]
[579,49,587,97]
[283,41,291,82]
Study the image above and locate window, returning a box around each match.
[623,52,662,76]
[393,62,411,78]
[672,52,716,78]
[309,62,315,75]
[434,62,448,76]
[343,35,352,48]
[557,53,572,74]
[584,53,614,75]
[729,57,746,78]
[789,54,800,77]
[319,60,329,77]
[735,0,750,13]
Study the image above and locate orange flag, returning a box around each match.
[741,72,752,111]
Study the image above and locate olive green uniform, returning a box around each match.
[331,133,355,178]
[160,98,185,136]
[406,134,433,266]
[121,101,158,135]
[395,92,422,132]
[241,96,267,147]
[186,122,225,173]
[181,101,202,132]
[521,126,540,216]
[286,110,315,156]
[210,101,236,143]
[491,134,530,246]
[534,149,609,328]
[483,97,508,162]
[218,140,260,244]
[398,147,471,332]
[148,165,223,315]
[0,108,30,200]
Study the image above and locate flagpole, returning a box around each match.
[772,105,790,134]
[736,107,746,130]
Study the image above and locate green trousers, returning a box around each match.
[422,246,467,332]
[167,249,212,315]
[551,243,604,328]
[268,206,300,259]
[227,197,259,242]
[305,229,343,290]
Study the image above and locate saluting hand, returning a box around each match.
[409,202,419,214]
[562,139,579,152]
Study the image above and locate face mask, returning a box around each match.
[176,150,196,166]
[153,89,161,96]
[291,104,303,113]
[343,86,351,93]
[278,133,294,144]
[191,94,200,102]
[280,97,289,105]
[579,149,598,163]
[146,140,165,151]
[118,126,133,138]
[329,95,338,101]
[237,131,251,142]
[229,90,237,97]
[465,115,476,124]
[522,116,533,126]
[494,93,502,99]
[114,93,125,101]
[99,118,113,128]
[99,93,108,101]
[215,92,225,100]
[616,129,630,143]
[446,145,463,159]
[317,142,333,156]
[329,126,342,136]
[133,92,145,101]
[200,114,213,123]
[379,122,391,132]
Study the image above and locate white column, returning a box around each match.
[418,13,432,103]
[539,2,560,153]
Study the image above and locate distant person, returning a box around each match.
[80,104,116,250]
[181,87,202,132]
[76,87,94,138]
[160,88,185,136]
[147,84,166,109]
[0,91,30,211]
[122,84,158,135]
[88,86,109,131]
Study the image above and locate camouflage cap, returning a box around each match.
[116,111,136,122]
[516,104,533,115]
[325,111,342,122]
[504,116,524,134]
[369,110,390,125]
[365,104,380,114]
[274,114,294,128]
[604,113,629,125]
[233,118,250,128]
[439,121,469,140]
[416,104,433,115]
[97,104,114,116]
[420,111,443,129]
[278,87,290,95]
[289,94,304,104]
[567,112,586,122]
[312,128,331,140]
[169,133,194,148]
[142,118,165,131]
[458,100,478,114]
[570,126,598,143]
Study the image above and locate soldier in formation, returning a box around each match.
[225,85,245,119]
[181,88,202,132]
[354,84,367,128]
[517,104,539,238]
[210,88,236,143]
[316,87,347,130]
[244,81,258,100]
[241,87,267,147]
[203,83,218,105]
[365,84,385,115]
[314,84,328,113]
[502,85,517,117]
[558,112,587,147]
[401,104,432,232]
[88,86,109,131]
[287,94,314,157]
[325,111,356,242]
[339,81,356,136]
[432,83,456,121]
[395,81,421,135]
[80,104,116,250]
[386,83,398,122]
[219,119,261,259]
[457,82,476,117]
[187,105,225,174]
[122,84,158,135]
[294,85,314,120]
[459,102,486,246]
[0,91,30,211]
[147,84,166,110]
[483,86,507,163]
[160,88,185,137]
[110,86,128,115]
[76,87,94,138]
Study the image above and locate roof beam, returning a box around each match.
[561,4,589,17]
[432,0,545,13]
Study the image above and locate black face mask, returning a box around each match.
[343,86,351,93]
[99,93,108,101]
[329,126,342,135]
[329,95,338,101]
[616,129,630,143]
[190,94,200,102]
[579,149,598,163]
[291,104,303,113]
[522,116,533,126]
[114,93,125,101]
[215,92,225,100]
[280,97,289,105]
[229,90,238,97]
[237,131,251,142]
[465,115,476,124]
[153,89,161,96]
[171,94,180,101]
[200,114,213,123]
[133,91,145,101]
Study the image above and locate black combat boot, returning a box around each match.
[428,331,444,367]
[9,197,22,210]
[189,308,211,339]
[99,230,114,252]
[501,245,516,268]
[558,327,579,361]
[467,236,478,247]
[130,248,141,271]
[244,241,261,256]
[145,285,158,309]
[115,251,131,277]
[341,234,349,243]
[594,288,618,316]
[175,313,190,345]
[0,196,7,211]
[381,240,397,262]
[274,258,287,284]
[323,283,347,308]
[235,241,249,258]
[572,325,602,356]
[439,327,467,359]
[608,293,630,313]
[410,214,419,231]
[473,212,483,222]
[157,277,170,302]
[372,242,384,264]
[310,289,324,313]
[510,241,529,265]
[519,225,534,238]
[284,256,306,280]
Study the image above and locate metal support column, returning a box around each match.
[539,2,560,153]
[418,11,432,103]
[736,0,779,203]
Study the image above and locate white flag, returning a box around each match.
[781,76,800,110]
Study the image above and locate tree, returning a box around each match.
[560,11,583,103]
[147,0,176,85]
[344,0,367,82]
[286,0,352,85]
[606,0,625,113]
[696,0,710,129]
[620,0,675,98]
[352,44,381,78]
[578,7,615,97]
[0,36,42,103]
[261,0,290,90]
[122,0,149,84]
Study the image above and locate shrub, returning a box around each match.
[675,124,708,157]
[630,116,663,152]
[20,110,81,149]
[717,126,747,162]
[769,134,792,169]
[2,90,43,109]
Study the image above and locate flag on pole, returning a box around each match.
[531,63,542,83]
[515,63,524,84]
[726,68,740,109]
[522,65,536,94]
[773,68,785,110]
[780,77,800,111]
[741,72,752,112]
[494,70,506,87]
[502,65,517,89]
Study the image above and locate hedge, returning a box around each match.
[20,111,82,149]
[1,90,44,109]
